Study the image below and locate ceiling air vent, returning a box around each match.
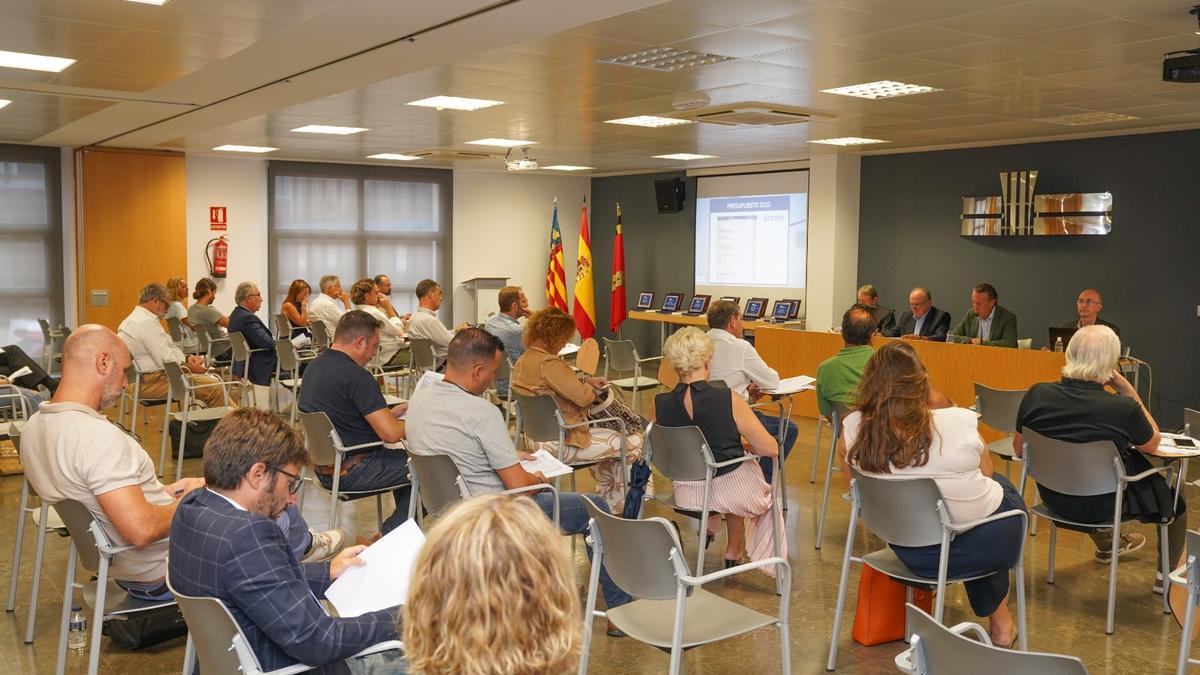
[681,104,811,127]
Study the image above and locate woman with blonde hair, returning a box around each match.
[839,340,1025,647]
[403,494,581,675]
[512,307,644,514]
[654,326,782,571]
[164,277,198,351]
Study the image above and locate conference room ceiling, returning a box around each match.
[2,0,1200,173]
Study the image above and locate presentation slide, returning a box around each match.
[694,171,808,316]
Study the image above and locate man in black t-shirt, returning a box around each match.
[1013,325,1184,588]
[298,310,410,534]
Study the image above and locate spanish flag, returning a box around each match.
[545,201,568,312]
[572,198,596,339]
[610,203,627,333]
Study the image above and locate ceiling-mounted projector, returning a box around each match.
[505,147,538,171]
[1163,6,1200,83]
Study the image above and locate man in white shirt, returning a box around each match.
[350,278,405,365]
[309,274,352,340]
[117,283,227,408]
[406,278,468,363]
[22,325,341,602]
[705,300,797,485]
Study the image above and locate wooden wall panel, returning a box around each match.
[78,148,186,330]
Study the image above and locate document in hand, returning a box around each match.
[5,366,32,381]
[520,449,574,478]
[325,520,426,617]
[763,374,816,394]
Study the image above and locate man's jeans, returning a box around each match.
[753,410,797,486]
[531,492,633,608]
[316,451,411,534]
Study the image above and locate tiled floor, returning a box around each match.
[0,403,1194,673]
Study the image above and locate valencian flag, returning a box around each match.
[545,200,568,312]
[572,197,597,339]
[610,203,627,333]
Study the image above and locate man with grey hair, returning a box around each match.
[1063,288,1121,338]
[228,281,277,392]
[310,274,352,339]
[885,287,952,341]
[1013,325,1183,586]
[118,282,227,408]
[856,284,896,335]
[705,299,796,485]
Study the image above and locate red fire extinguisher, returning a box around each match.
[206,236,228,278]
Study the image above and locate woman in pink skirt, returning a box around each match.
[654,326,784,572]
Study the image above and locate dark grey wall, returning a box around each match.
[858,128,1200,427]
[590,171,697,356]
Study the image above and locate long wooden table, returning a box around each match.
[755,329,1066,442]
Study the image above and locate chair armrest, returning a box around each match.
[562,416,628,435]
[350,640,405,659]
[1124,464,1173,484]
[98,535,169,557]
[183,377,240,391]
[945,508,1027,534]
[502,483,559,499]
[709,455,761,470]
[681,556,789,586]
[636,355,663,365]
[339,440,386,453]
[1169,561,1190,587]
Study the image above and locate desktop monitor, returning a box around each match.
[660,292,684,313]
[781,298,801,319]
[770,300,792,320]
[743,297,767,320]
[635,291,655,310]
[686,294,711,315]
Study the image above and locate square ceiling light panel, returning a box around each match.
[820,80,941,100]
[599,47,735,72]
[407,96,504,111]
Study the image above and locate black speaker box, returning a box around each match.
[654,177,685,213]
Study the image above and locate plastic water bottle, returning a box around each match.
[1053,337,1063,352]
[68,606,87,652]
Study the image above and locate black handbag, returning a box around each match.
[167,417,219,459]
[102,604,188,650]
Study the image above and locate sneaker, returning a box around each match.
[301,529,345,563]
[1094,532,1146,564]
[1154,571,1165,595]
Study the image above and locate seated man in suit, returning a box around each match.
[0,343,58,416]
[948,283,1018,348]
[885,287,952,342]
[23,327,339,605]
[228,282,278,404]
[1064,288,1120,338]
[405,328,632,635]
[298,310,410,534]
[856,284,896,336]
[169,408,402,672]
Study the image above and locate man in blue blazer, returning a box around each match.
[885,287,952,342]
[228,281,278,388]
[169,408,402,672]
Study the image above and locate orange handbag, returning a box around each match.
[851,566,935,646]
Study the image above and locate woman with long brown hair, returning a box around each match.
[838,340,1026,647]
[280,279,312,338]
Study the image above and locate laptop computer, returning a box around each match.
[768,300,792,322]
[1047,326,1077,350]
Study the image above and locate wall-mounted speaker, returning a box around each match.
[654,177,685,214]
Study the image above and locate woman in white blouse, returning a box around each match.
[837,341,1025,648]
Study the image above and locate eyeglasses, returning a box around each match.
[1076,298,1099,305]
[270,465,305,494]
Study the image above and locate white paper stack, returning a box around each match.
[520,449,574,478]
[325,520,426,617]
[763,375,816,395]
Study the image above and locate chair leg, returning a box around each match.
[1161,523,1172,615]
[815,428,839,549]
[376,495,384,532]
[1179,580,1197,674]
[1015,560,1028,651]
[1105,524,1119,634]
[669,587,687,675]
[826,507,858,671]
[7,482,29,612]
[1047,524,1057,584]
[810,419,823,483]
[26,504,49,644]
[175,408,189,482]
[55,543,76,675]
[183,633,195,675]
[86,561,107,675]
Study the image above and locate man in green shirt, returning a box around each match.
[816,304,875,417]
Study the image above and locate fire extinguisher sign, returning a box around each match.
[209,206,227,231]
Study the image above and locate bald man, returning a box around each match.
[21,326,342,603]
[1063,288,1120,338]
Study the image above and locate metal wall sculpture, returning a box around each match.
[961,170,1112,236]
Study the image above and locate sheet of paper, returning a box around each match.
[558,343,581,357]
[763,374,815,394]
[411,370,444,396]
[6,366,32,381]
[325,519,425,618]
[1159,433,1200,455]
[520,449,574,478]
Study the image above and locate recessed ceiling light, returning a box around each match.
[605,116,692,128]
[820,80,941,100]
[465,138,536,148]
[0,49,76,73]
[407,96,504,111]
[213,144,278,154]
[599,47,735,72]
[126,0,169,5]
[1034,111,1139,126]
[0,99,10,110]
[544,165,594,171]
[654,153,716,160]
[292,124,368,135]
[367,153,422,161]
[808,137,890,146]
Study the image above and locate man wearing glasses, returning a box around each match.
[228,281,279,404]
[118,282,228,408]
[1063,288,1120,338]
[885,286,952,342]
[170,408,401,672]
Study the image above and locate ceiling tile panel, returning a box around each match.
[565,11,727,46]
[930,1,1111,38]
[747,5,907,41]
[1012,18,1181,52]
[639,0,810,28]
[835,25,990,56]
